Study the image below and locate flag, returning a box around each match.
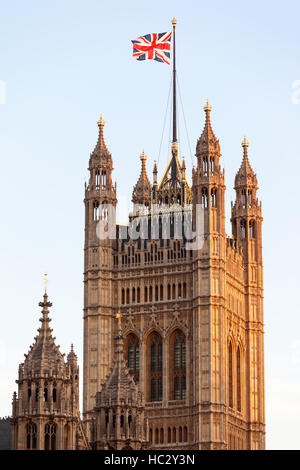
[132,31,172,65]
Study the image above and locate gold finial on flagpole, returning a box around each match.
[172,17,177,26]
[42,273,48,293]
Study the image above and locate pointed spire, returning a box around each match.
[92,114,111,157]
[182,156,186,181]
[196,100,220,157]
[22,280,65,375]
[132,150,152,205]
[235,136,257,188]
[153,160,158,186]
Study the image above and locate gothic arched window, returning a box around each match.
[211,188,217,208]
[125,334,140,384]
[170,330,186,400]
[237,346,242,412]
[26,422,37,450]
[228,341,233,408]
[240,219,246,239]
[202,188,208,208]
[93,201,100,221]
[148,332,163,402]
[249,220,255,239]
[44,422,56,450]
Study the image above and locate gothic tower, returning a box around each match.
[83,116,117,428]
[12,289,86,450]
[231,137,265,449]
[82,104,265,450]
[191,101,227,449]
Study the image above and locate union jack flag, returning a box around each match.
[132,31,172,65]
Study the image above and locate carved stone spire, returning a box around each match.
[132,150,152,206]
[234,136,257,189]
[22,291,65,376]
[196,100,220,158]
[92,115,110,157]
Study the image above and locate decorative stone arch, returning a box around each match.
[124,332,140,384]
[145,330,163,402]
[168,328,186,401]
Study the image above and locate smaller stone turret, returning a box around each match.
[94,315,148,450]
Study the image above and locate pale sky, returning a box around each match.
[0,0,300,450]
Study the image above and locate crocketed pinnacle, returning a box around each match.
[23,291,65,376]
[234,136,257,188]
[196,100,220,157]
[98,327,142,406]
[132,150,152,205]
[92,114,111,157]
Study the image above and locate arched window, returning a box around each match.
[160,284,164,300]
[240,220,246,239]
[137,287,140,303]
[241,189,246,208]
[44,422,56,450]
[101,203,108,220]
[160,428,164,444]
[178,283,182,299]
[95,169,100,189]
[93,201,100,221]
[26,422,37,450]
[155,428,159,444]
[155,285,159,301]
[121,288,125,305]
[183,282,187,298]
[126,288,130,304]
[237,346,242,412]
[170,330,186,400]
[168,427,171,443]
[148,332,163,402]
[149,286,153,302]
[149,428,153,444]
[183,426,188,442]
[132,287,136,303]
[167,284,171,300]
[179,426,182,442]
[203,156,208,175]
[145,286,148,302]
[126,334,140,384]
[172,284,176,299]
[228,341,233,408]
[210,157,215,175]
[102,170,106,189]
[172,427,176,443]
[211,188,217,207]
[201,188,208,208]
[249,220,255,239]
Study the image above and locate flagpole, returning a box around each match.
[172,17,177,144]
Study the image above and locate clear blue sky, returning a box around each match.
[0,0,299,450]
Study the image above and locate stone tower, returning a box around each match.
[12,289,87,450]
[191,100,227,449]
[82,103,265,450]
[83,115,117,429]
[231,137,265,449]
[94,316,148,450]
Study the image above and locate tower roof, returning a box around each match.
[90,115,112,163]
[196,100,220,157]
[234,136,257,188]
[98,320,143,407]
[22,291,66,376]
[132,150,152,205]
